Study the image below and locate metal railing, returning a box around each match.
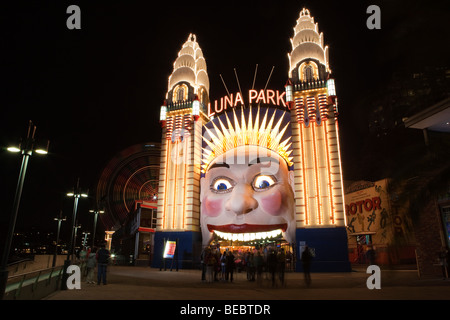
[167,100,207,114]
[3,265,65,300]
[293,80,327,91]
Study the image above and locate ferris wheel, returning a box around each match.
[95,143,160,231]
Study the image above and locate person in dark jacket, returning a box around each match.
[301,245,312,287]
[277,248,286,286]
[96,243,110,285]
[254,251,264,286]
[225,251,235,282]
[267,250,278,287]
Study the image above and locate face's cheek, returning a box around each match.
[201,196,224,217]
[259,189,283,216]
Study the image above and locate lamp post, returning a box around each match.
[89,208,104,247]
[81,231,90,248]
[52,211,66,267]
[72,222,82,260]
[0,120,48,299]
[61,179,88,290]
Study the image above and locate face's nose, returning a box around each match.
[225,183,258,215]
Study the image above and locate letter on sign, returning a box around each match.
[66,265,81,289]
[66,5,81,29]
[366,265,381,289]
[366,5,381,30]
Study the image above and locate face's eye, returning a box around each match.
[253,175,276,191]
[211,177,234,193]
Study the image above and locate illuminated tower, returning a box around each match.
[153,34,209,268]
[286,8,350,271]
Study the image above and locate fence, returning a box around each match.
[3,265,65,300]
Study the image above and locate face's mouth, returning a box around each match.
[207,224,287,241]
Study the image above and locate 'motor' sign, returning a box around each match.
[345,197,382,215]
[208,89,287,117]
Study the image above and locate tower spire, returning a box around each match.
[288,7,329,79]
[287,8,345,228]
[166,34,209,105]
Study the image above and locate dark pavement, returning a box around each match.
[44,265,450,301]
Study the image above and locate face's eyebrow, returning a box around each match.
[248,157,279,167]
[208,162,230,171]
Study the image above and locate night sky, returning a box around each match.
[0,1,448,245]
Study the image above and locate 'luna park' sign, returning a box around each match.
[207,89,287,117]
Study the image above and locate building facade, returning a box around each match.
[152,9,350,271]
[154,34,208,268]
[287,8,349,271]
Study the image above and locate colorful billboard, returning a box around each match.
[163,241,177,259]
[345,179,416,264]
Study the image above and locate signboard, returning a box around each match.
[207,89,287,117]
[345,180,389,236]
[163,240,177,259]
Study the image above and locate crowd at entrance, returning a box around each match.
[201,245,294,287]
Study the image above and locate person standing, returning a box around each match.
[205,248,215,283]
[79,246,88,278]
[213,249,221,282]
[220,250,227,281]
[254,251,264,287]
[247,253,255,282]
[200,247,207,282]
[86,247,97,284]
[301,245,312,287]
[225,251,235,282]
[267,250,277,287]
[96,243,110,285]
[277,248,286,286]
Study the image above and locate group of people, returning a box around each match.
[265,248,288,287]
[77,243,111,285]
[202,247,236,282]
[201,246,295,287]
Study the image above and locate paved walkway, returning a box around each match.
[44,265,450,301]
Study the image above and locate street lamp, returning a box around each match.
[81,231,90,248]
[61,179,88,290]
[0,120,49,299]
[72,223,82,259]
[89,208,104,247]
[52,211,66,267]
[66,182,88,260]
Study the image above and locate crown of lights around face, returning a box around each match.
[202,107,294,173]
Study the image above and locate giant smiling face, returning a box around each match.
[200,145,296,246]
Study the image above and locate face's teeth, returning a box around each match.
[213,229,282,241]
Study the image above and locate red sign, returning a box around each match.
[345,197,382,215]
[207,89,287,117]
[163,241,177,259]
